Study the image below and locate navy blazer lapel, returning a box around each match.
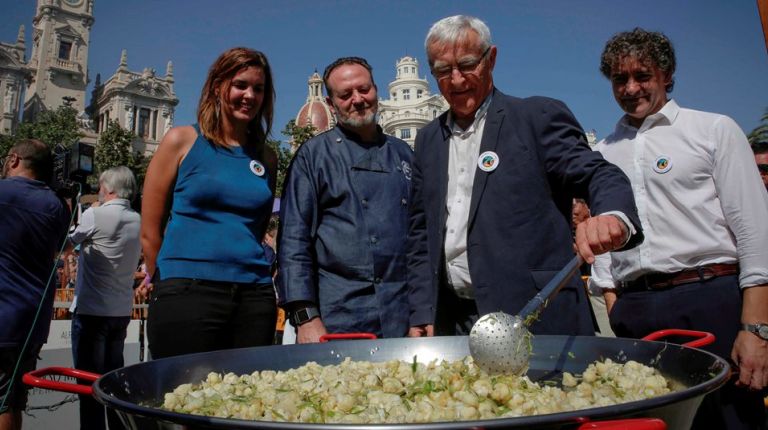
[468,91,505,229]
[436,116,451,234]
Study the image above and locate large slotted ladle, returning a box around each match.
[469,255,583,375]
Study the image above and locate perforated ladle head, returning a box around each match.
[469,312,531,374]
[469,255,583,375]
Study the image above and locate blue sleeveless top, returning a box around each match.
[157,127,273,283]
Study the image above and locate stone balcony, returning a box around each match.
[49,58,83,79]
[380,110,435,130]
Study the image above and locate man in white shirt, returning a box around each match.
[592,28,767,429]
[69,166,141,430]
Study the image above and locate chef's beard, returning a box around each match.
[336,110,376,129]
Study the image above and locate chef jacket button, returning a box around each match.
[401,198,407,205]
[374,277,382,284]
[336,138,342,143]
[362,198,368,206]
[370,235,378,244]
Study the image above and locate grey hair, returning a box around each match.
[99,166,137,200]
[425,15,492,66]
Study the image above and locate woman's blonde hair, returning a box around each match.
[197,47,275,147]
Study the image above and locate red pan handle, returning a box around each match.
[577,418,666,429]
[319,333,377,342]
[23,366,100,396]
[641,329,715,348]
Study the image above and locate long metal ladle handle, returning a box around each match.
[517,255,584,322]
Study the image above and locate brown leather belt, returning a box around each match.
[619,263,739,293]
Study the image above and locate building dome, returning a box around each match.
[295,71,334,133]
[378,56,448,148]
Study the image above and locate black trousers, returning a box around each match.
[434,288,479,336]
[74,314,130,430]
[611,275,766,430]
[147,278,277,359]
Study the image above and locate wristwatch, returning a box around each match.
[290,307,320,326]
[742,323,768,341]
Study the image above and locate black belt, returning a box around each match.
[619,263,739,294]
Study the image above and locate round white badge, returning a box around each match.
[477,151,500,172]
[652,155,672,174]
[249,160,266,177]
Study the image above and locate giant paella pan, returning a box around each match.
[25,330,729,429]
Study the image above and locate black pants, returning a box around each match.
[434,287,479,336]
[611,275,766,430]
[147,278,277,359]
[74,314,130,430]
[0,343,42,414]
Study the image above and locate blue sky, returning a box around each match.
[3,0,767,142]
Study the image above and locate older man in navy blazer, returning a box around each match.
[407,15,643,337]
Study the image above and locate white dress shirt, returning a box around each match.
[443,97,492,299]
[590,100,768,290]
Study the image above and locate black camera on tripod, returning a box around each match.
[52,141,94,203]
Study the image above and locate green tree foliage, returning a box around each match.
[131,155,151,192]
[95,119,147,187]
[271,120,318,197]
[0,134,15,158]
[15,105,83,149]
[267,137,293,197]
[282,119,316,148]
[748,108,768,145]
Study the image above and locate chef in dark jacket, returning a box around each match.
[277,57,413,342]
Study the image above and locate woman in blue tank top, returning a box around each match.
[140,47,278,359]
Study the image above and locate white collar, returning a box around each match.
[447,94,493,137]
[619,99,680,131]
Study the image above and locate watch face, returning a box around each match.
[291,307,319,325]
[759,325,768,340]
[295,309,309,322]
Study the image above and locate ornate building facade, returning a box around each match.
[1,0,177,155]
[0,26,29,135]
[89,50,178,154]
[23,0,94,122]
[377,56,448,147]
[586,129,597,147]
